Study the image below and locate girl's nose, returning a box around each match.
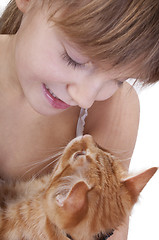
[67,80,102,109]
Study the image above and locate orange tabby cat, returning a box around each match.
[0,135,157,240]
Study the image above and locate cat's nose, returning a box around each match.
[83,134,96,146]
[81,135,97,154]
[82,134,93,141]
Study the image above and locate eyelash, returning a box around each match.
[118,81,124,86]
[114,78,124,87]
[62,52,85,69]
[61,52,125,86]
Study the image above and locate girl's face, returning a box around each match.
[14,7,131,115]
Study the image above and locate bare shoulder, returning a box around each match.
[85,82,140,168]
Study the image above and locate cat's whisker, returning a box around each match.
[27,150,63,168]
[18,151,63,180]
[22,151,63,169]
[31,155,61,179]
[36,146,66,155]
[106,147,131,156]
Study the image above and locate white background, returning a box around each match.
[0,0,9,15]
[0,1,159,239]
[128,81,159,240]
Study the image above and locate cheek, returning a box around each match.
[26,45,71,84]
[16,44,58,84]
[96,81,119,101]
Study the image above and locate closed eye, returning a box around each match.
[62,51,86,69]
[94,230,114,240]
[66,233,74,240]
[114,78,125,87]
[117,80,124,87]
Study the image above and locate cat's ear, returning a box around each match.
[56,181,90,226]
[122,167,158,202]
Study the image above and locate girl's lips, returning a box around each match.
[42,83,71,109]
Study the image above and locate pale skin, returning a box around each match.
[0,0,140,239]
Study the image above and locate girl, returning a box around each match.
[1,0,158,239]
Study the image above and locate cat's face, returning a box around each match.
[44,135,157,240]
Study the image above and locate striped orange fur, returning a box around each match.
[0,135,157,240]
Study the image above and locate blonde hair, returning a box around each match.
[1,0,159,84]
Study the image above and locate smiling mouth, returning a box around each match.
[45,84,60,99]
[43,83,71,109]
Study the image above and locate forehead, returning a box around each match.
[31,2,145,82]
[46,1,148,80]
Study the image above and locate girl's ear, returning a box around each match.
[15,0,31,13]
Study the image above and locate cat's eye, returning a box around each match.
[73,151,86,159]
